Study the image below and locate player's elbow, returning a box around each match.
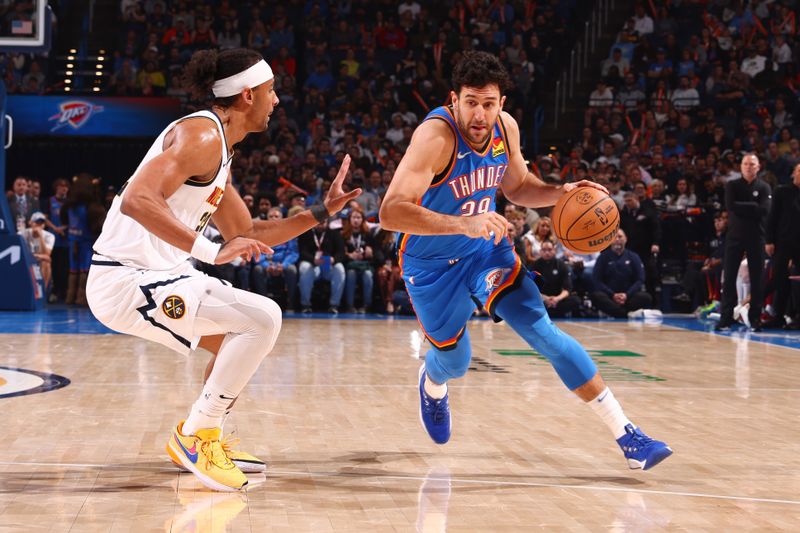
[120,192,144,219]
[378,203,399,231]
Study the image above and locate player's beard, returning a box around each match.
[455,108,490,146]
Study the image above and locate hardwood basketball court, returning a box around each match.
[2,309,799,531]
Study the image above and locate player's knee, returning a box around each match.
[234,294,282,346]
[528,317,563,356]
[428,338,472,380]
[256,297,282,341]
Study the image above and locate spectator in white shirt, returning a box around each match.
[772,34,793,66]
[589,80,615,108]
[740,48,767,78]
[385,114,405,145]
[633,5,654,36]
[398,0,421,19]
[671,76,700,111]
[23,212,55,291]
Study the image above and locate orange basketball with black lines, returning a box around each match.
[551,187,619,253]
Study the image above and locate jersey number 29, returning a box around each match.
[460,197,491,217]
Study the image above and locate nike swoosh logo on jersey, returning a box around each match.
[457,151,471,159]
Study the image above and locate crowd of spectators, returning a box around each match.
[5,1,800,327]
[545,0,800,327]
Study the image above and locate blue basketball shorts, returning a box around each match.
[401,242,526,350]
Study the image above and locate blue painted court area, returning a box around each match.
[0,307,798,350]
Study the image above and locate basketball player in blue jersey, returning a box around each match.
[380,51,672,470]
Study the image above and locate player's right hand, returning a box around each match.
[215,237,272,264]
[463,212,508,245]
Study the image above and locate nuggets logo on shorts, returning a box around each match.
[162,295,186,319]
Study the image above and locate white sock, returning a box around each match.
[220,409,232,433]
[424,376,447,399]
[588,387,633,440]
[183,383,236,435]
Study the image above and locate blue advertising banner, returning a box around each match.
[0,233,45,310]
[6,96,182,137]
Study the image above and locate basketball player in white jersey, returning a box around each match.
[87,48,361,492]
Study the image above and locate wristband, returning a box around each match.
[310,204,330,223]
[190,234,222,264]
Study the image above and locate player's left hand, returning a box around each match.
[563,180,609,195]
[323,155,363,215]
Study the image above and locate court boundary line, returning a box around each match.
[1,460,798,506]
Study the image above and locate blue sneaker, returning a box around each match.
[616,424,673,470]
[418,364,451,444]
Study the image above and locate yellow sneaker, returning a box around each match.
[168,433,267,474]
[166,422,248,492]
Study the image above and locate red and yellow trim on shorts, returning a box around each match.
[398,228,467,352]
[485,249,525,320]
[424,326,466,351]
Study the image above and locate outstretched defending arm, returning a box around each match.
[212,155,361,247]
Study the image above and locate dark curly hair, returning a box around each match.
[183,48,264,107]
[451,51,511,95]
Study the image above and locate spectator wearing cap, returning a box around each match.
[22,212,55,292]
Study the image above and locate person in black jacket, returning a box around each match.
[764,163,800,329]
[620,190,661,295]
[297,220,346,314]
[591,229,653,318]
[531,241,581,318]
[716,153,772,331]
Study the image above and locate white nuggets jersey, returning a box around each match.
[94,110,231,271]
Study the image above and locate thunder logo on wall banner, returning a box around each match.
[48,100,104,132]
[6,96,182,137]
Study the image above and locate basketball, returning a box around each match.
[551,187,619,253]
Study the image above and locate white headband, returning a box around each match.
[211,60,274,98]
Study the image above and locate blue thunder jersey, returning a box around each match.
[398,105,511,262]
